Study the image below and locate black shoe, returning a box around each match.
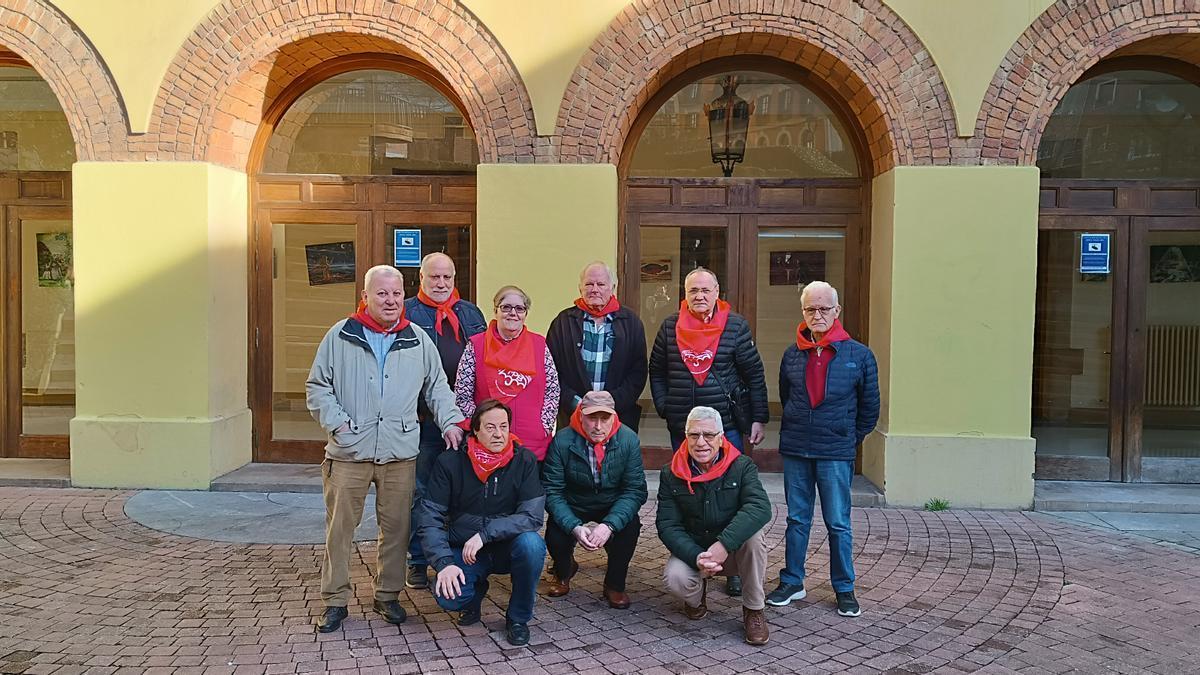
[406,564,429,590]
[316,606,348,633]
[372,599,408,624]
[835,590,862,617]
[457,604,481,626]
[726,575,742,597]
[765,582,807,607]
[505,619,530,646]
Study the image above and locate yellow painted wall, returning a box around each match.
[476,164,618,334]
[884,0,1054,136]
[868,166,1039,508]
[70,162,251,489]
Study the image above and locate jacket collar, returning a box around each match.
[339,318,416,352]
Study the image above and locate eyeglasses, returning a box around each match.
[685,431,721,443]
[497,304,528,315]
[802,306,837,316]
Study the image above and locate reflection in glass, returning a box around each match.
[21,220,74,436]
[636,226,728,447]
[0,66,75,171]
[754,229,846,451]
[387,225,472,300]
[1038,69,1200,179]
[628,71,858,178]
[1032,231,1114,463]
[1141,231,1200,474]
[272,223,358,441]
[262,70,478,176]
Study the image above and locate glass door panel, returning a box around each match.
[383,222,473,301]
[1032,228,1121,480]
[269,220,361,444]
[752,227,847,451]
[1138,227,1200,482]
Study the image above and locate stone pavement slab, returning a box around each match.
[2,487,1199,674]
[1035,479,1200,513]
[1043,510,1200,553]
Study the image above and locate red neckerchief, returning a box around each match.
[350,300,410,334]
[481,320,537,403]
[574,296,620,319]
[669,437,741,494]
[795,319,851,351]
[417,288,463,342]
[674,299,731,385]
[466,434,516,483]
[569,406,621,474]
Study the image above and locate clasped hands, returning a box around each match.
[571,523,613,551]
[695,541,729,578]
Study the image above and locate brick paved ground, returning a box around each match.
[1,488,1198,674]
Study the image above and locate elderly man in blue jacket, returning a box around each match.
[766,281,879,618]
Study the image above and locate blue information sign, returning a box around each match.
[393,229,422,267]
[1079,233,1110,274]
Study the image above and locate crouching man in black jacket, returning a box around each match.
[415,399,547,646]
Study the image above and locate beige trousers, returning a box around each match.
[321,458,416,606]
[664,528,767,610]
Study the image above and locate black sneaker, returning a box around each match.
[725,575,742,597]
[835,590,861,617]
[765,582,807,607]
[406,564,429,589]
[457,603,481,626]
[315,605,348,633]
[372,599,408,624]
[505,619,530,646]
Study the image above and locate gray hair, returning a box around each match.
[579,261,617,288]
[800,280,839,306]
[493,284,532,310]
[364,264,404,288]
[684,267,719,289]
[685,406,724,434]
[419,251,456,275]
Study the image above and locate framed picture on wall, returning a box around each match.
[305,241,355,286]
[640,258,672,282]
[36,232,72,288]
[1150,245,1200,283]
[769,250,825,286]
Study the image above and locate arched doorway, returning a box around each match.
[1034,57,1200,483]
[250,56,477,463]
[621,57,870,461]
[0,57,76,459]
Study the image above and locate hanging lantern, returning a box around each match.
[704,75,754,177]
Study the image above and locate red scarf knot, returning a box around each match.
[466,434,516,483]
[417,288,464,342]
[574,296,620,319]
[350,300,410,334]
[481,320,538,404]
[569,406,621,474]
[670,437,741,494]
[675,299,731,385]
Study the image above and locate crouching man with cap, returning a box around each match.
[541,390,648,608]
[656,406,772,645]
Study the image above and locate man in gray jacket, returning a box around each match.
[306,264,465,633]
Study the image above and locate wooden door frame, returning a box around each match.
[3,203,73,458]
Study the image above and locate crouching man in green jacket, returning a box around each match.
[541,390,648,608]
[657,405,772,645]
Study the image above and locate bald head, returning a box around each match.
[419,252,456,302]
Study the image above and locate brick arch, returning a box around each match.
[555,0,957,175]
[978,2,1200,165]
[147,0,535,169]
[0,1,127,161]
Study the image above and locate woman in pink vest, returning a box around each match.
[455,285,560,460]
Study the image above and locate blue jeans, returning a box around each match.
[408,421,444,567]
[431,531,546,624]
[780,457,855,593]
[669,427,744,453]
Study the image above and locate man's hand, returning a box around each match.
[461,533,484,565]
[443,426,464,449]
[748,422,766,446]
[434,565,466,599]
[589,523,613,549]
[573,525,597,551]
[696,540,729,577]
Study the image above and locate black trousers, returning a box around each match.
[545,511,641,592]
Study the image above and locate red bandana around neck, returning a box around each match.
[569,406,621,474]
[795,318,851,351]
[574,296,620,319]
[350,300,410,334]
[669,437,741,494]
[481,320,538,403]
[466,434,516,483]
[674,299,731,385]
[417,288,463,342]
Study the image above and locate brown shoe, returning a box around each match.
[544,560,577,597]
[743,607,770,645]
[683,578,708,619]
[603,586,631,609]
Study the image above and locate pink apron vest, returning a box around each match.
[470,331,551,460]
